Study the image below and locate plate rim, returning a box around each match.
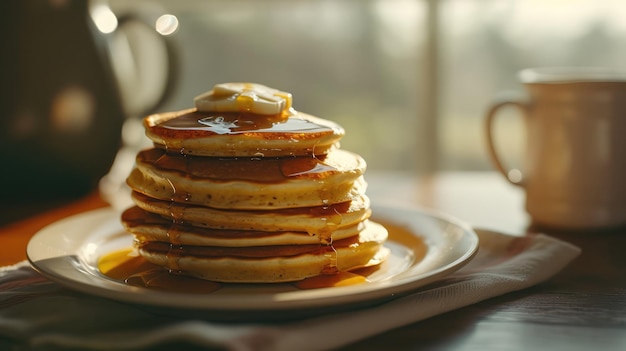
[27,205,479,311]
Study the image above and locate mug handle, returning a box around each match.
[484,97,527,187]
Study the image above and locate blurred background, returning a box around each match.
[2,0,626,219]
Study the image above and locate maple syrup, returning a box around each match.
[98,249,221,293]
[294,271,368,290]
[150,110,341,138]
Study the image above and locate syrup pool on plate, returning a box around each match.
[98,248,222,293]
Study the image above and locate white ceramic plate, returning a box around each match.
[27,206,478,316]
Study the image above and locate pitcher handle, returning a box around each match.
[105,12,179,118]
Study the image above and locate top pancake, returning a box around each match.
[144,108,345,157]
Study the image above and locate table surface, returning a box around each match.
[2,171,625,351]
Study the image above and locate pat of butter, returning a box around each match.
[194,83,293,116]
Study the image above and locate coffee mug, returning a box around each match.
[485,67,626,230]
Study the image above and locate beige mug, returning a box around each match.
[485,67,626,230]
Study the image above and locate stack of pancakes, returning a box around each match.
[121,83,389,283]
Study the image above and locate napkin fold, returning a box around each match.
[0,230,580,351]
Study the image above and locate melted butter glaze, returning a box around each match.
[148,110,342,138]
[138,147,338,183]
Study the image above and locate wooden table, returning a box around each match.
[2,171,625,350]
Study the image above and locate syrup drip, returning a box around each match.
[312,203,343,244]
[165,224,184,245]
[312,193,341,275]
[314,178,339,242]
[167,202,187,224]
[153,152,194,204]
[166,245,183,273]
[163,172,188,273]
[322,238,339,275]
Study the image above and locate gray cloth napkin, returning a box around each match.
[0,229,580,351]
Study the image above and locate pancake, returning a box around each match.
[130,191,371,241]
[121,206,368,246]
[127,147,367,210]
[114,82,389,285]
[144,108,344,157]
[135,220,389,283]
